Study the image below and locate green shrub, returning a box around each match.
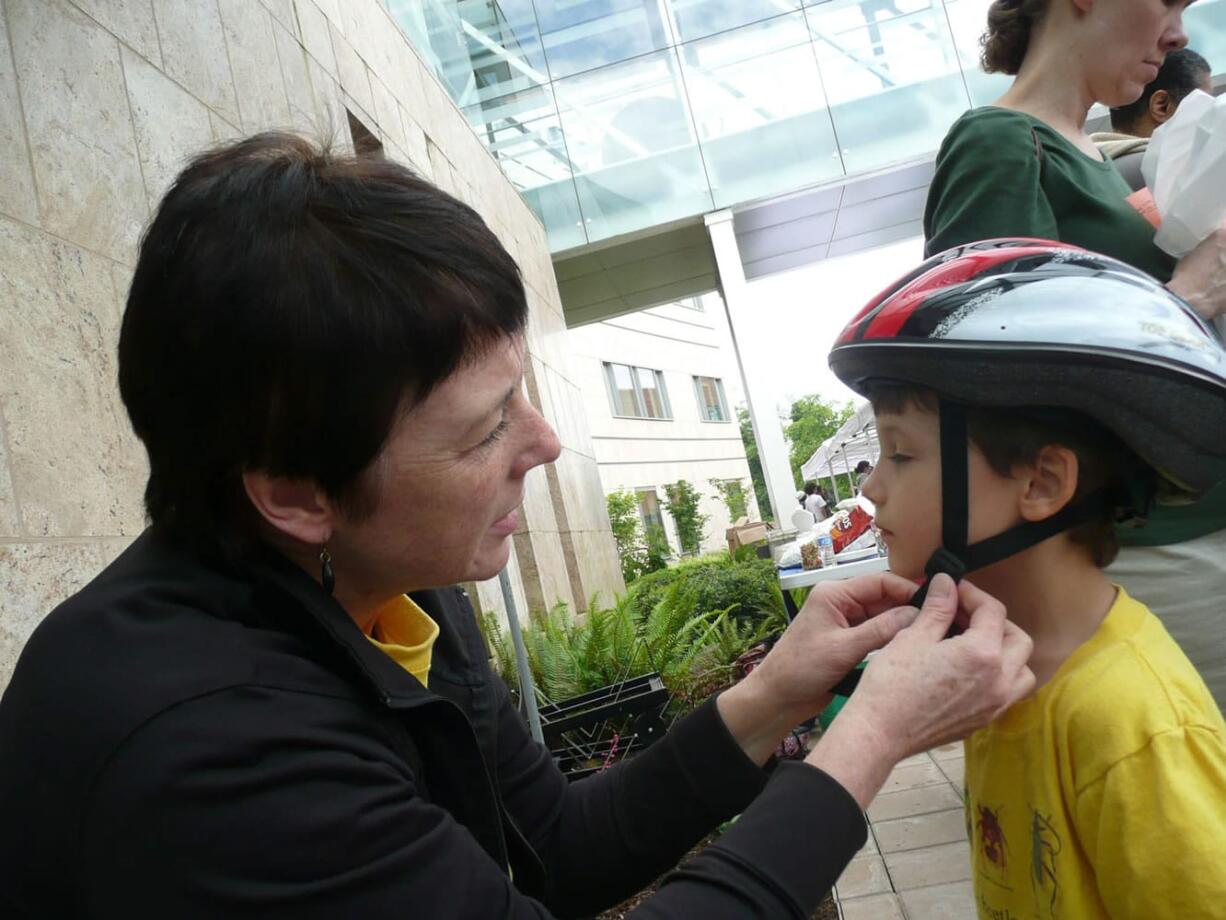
[626,553,784,626]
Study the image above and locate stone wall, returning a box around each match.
[0,0,622,688]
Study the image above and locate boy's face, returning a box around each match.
[864,401,1024,581]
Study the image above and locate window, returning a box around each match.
[636,488,666,534]
[693,375,729,422]
[603,362,672,419]
[676,296,705,311]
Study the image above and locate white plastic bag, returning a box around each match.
[1141,90,1226,259]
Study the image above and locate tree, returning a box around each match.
[605,490,648,583]
[736,407,774,523]
[784,395,855,489]
[662,480,709,556]
[709,477,749,521]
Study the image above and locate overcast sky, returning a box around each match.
[740,235,925,416]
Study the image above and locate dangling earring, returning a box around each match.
[319,546,335,595]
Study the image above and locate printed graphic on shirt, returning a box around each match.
[976,804,1009,876]
[1030,807,1063,915]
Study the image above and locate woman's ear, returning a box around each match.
[242,471,334,546]
[1018,445,1079,522]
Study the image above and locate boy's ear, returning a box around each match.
[1018,445,1079,522]
[242,470,335,547]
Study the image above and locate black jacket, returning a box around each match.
[0,528,866,917]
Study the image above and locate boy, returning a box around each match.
[828,239,1226,919]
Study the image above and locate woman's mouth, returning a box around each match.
[489,509,519,536]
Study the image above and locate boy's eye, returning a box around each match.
[888,453,912,464]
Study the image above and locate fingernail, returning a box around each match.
[929,572,954,599]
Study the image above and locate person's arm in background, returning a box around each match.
[924,110,1060,257]
[1168,226,1226,322]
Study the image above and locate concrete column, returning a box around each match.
[705,210,797,525]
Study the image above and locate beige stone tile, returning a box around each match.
[896,752,935,768]
[0,10,38,225]
[153,0,241,126]
[0,415,20,535]
[882,761,949,795]
[73,0,162,66]
[427,140,455,194]
[842,893,905,920]
[218,0,290,133]
[898,880,977,920]
[873,809,968,854]
[567,530,623,608]
[11,0,148,262]
[0,217,147,538]
[867,784,964,823]
[304,57,347,146]
[528,530,575,615]
[209,110,242,143]
[938,757,965,789]
[883,841,972,891]
[0,537,132,688]
[329,23,372,117]
[930,741,964,762]
[259,0,296,35]
[835,855,892,900]
[294,0,336,76]
[856,831,879,857]
[368,72,403,149]
[121,47,214,210]
[272,16,314,126]
[398,106,432,178]
[518,460,558,536]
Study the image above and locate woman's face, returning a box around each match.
[1085,0,1191,107]
[329,334,561,598]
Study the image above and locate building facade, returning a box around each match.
[0,0,624,689]
[567,294,760,557]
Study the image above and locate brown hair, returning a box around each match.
[868,386,1152,568]
[981,0,1049,75]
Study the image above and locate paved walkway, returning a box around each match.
[832,741,976,920]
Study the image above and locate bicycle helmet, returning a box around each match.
[828,238,1226,601]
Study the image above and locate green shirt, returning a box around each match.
[924,106,1223,545]
[924,107,1176,281]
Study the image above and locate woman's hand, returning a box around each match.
[806,574,1034,808]
[716,571,924,766]
[1169,225,1226,321]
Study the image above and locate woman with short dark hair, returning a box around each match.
[0,134,1034,918]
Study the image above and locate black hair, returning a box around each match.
[119,132,527,556]
[867,386,1153,568]
[804,481,818,495]
[855,461,872,474]
[1110,48,1212,133]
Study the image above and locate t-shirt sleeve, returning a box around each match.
[923,111,1060,257]
[1073,724,1226,918]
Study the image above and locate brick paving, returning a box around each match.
[833,742,978,920]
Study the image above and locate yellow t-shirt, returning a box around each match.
[365,595,439,687]
[965,588,1226,920]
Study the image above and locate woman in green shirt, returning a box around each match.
[923,0,1226,709]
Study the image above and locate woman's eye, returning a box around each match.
[479,418,510,448]
[888,453,912,464]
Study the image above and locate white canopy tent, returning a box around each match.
[800,402,880,503]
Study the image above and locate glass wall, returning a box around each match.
[396,0,1226,252]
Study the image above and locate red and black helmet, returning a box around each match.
[830,238,1226,494]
